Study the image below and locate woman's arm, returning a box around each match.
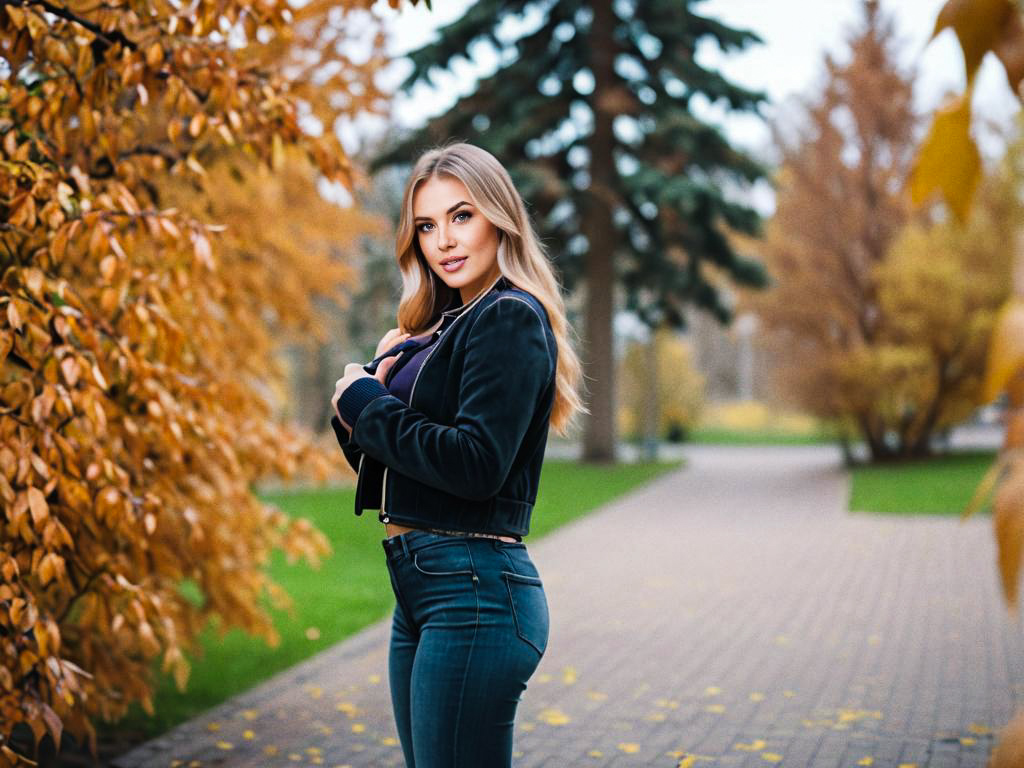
[328,327,411,473]
[336,297,555,501]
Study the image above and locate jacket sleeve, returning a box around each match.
[339,297,555,501]
[330,414,363,474]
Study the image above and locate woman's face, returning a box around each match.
[413,175,502,305]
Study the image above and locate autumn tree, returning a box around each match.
[853,163,1016,453]
[0,0,415,763]
[371,0,769,462]
[751,1,930,460]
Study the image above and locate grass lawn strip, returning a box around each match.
[848,450,997,516]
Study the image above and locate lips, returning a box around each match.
[441,257,467,273]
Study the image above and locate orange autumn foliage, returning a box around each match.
[0,0,420,763]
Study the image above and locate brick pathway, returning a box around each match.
[112,445,1024,768]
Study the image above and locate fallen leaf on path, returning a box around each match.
[537,707,571,725]
[735,740,767,751]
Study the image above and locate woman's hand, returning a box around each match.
[331,354,402,433]
[375,327,410,359]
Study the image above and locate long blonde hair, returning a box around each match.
[394,142,588,436]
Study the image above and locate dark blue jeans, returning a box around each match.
[382,530,549,767]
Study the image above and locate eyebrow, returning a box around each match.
[413,201,472,222]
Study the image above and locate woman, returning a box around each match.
[329,142,586,767]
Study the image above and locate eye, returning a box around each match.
[416,221,434,233]
[453,211,471,223]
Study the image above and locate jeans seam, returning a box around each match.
[450,543,480,768]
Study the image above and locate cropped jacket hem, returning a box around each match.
[329,276,557,538]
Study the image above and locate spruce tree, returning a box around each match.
[374,0,768,461]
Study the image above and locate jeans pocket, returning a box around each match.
[503,572,549,657]
[412,542,475,578]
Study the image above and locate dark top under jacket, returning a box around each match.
[329,274,557,538]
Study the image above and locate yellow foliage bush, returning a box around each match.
[0,0,410,762]
[618,329,704,441]
[698,401,822,436]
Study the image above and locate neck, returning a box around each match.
[460,271,503,305]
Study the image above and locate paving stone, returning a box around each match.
[112,446,1024,768]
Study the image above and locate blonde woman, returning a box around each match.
[330,142,586,767]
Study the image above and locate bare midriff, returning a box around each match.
[384,521,518,543]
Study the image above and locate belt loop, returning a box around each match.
[399,532,411,559]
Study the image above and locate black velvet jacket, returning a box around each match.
[330,275,557,538]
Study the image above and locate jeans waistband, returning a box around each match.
[382,529,519,560]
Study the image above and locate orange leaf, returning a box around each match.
[994,461,1024,608]
[40,702,62,753]
[27,487,48,525]
[933,0,1016,80]
[983,298,1024,402]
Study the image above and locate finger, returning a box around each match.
[374,355,398,385]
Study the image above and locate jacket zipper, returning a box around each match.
[381,331,440,521]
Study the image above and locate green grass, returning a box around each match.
[848,450,997,516]
[100,458,682,742]
[687,428,837,445]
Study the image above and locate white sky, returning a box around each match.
[347,0,1019,164]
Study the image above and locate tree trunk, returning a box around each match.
[581,0,618,463]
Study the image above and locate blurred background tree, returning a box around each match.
[0,0,418,762]
[369,0,770,463]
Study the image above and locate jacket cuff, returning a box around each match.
[337,376,389,429]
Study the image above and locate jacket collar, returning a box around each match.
[440,273,511,318]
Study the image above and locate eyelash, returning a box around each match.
[417,210,471,233]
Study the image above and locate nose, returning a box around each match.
[437,222,456,250]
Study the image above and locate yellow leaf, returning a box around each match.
[857,758,874,766]
[761,753,783,764]
[537,707,571,725]
[617,742,640,754]
[984,298,1024,402]
[735,740,768,751]
[909,91,981,222]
